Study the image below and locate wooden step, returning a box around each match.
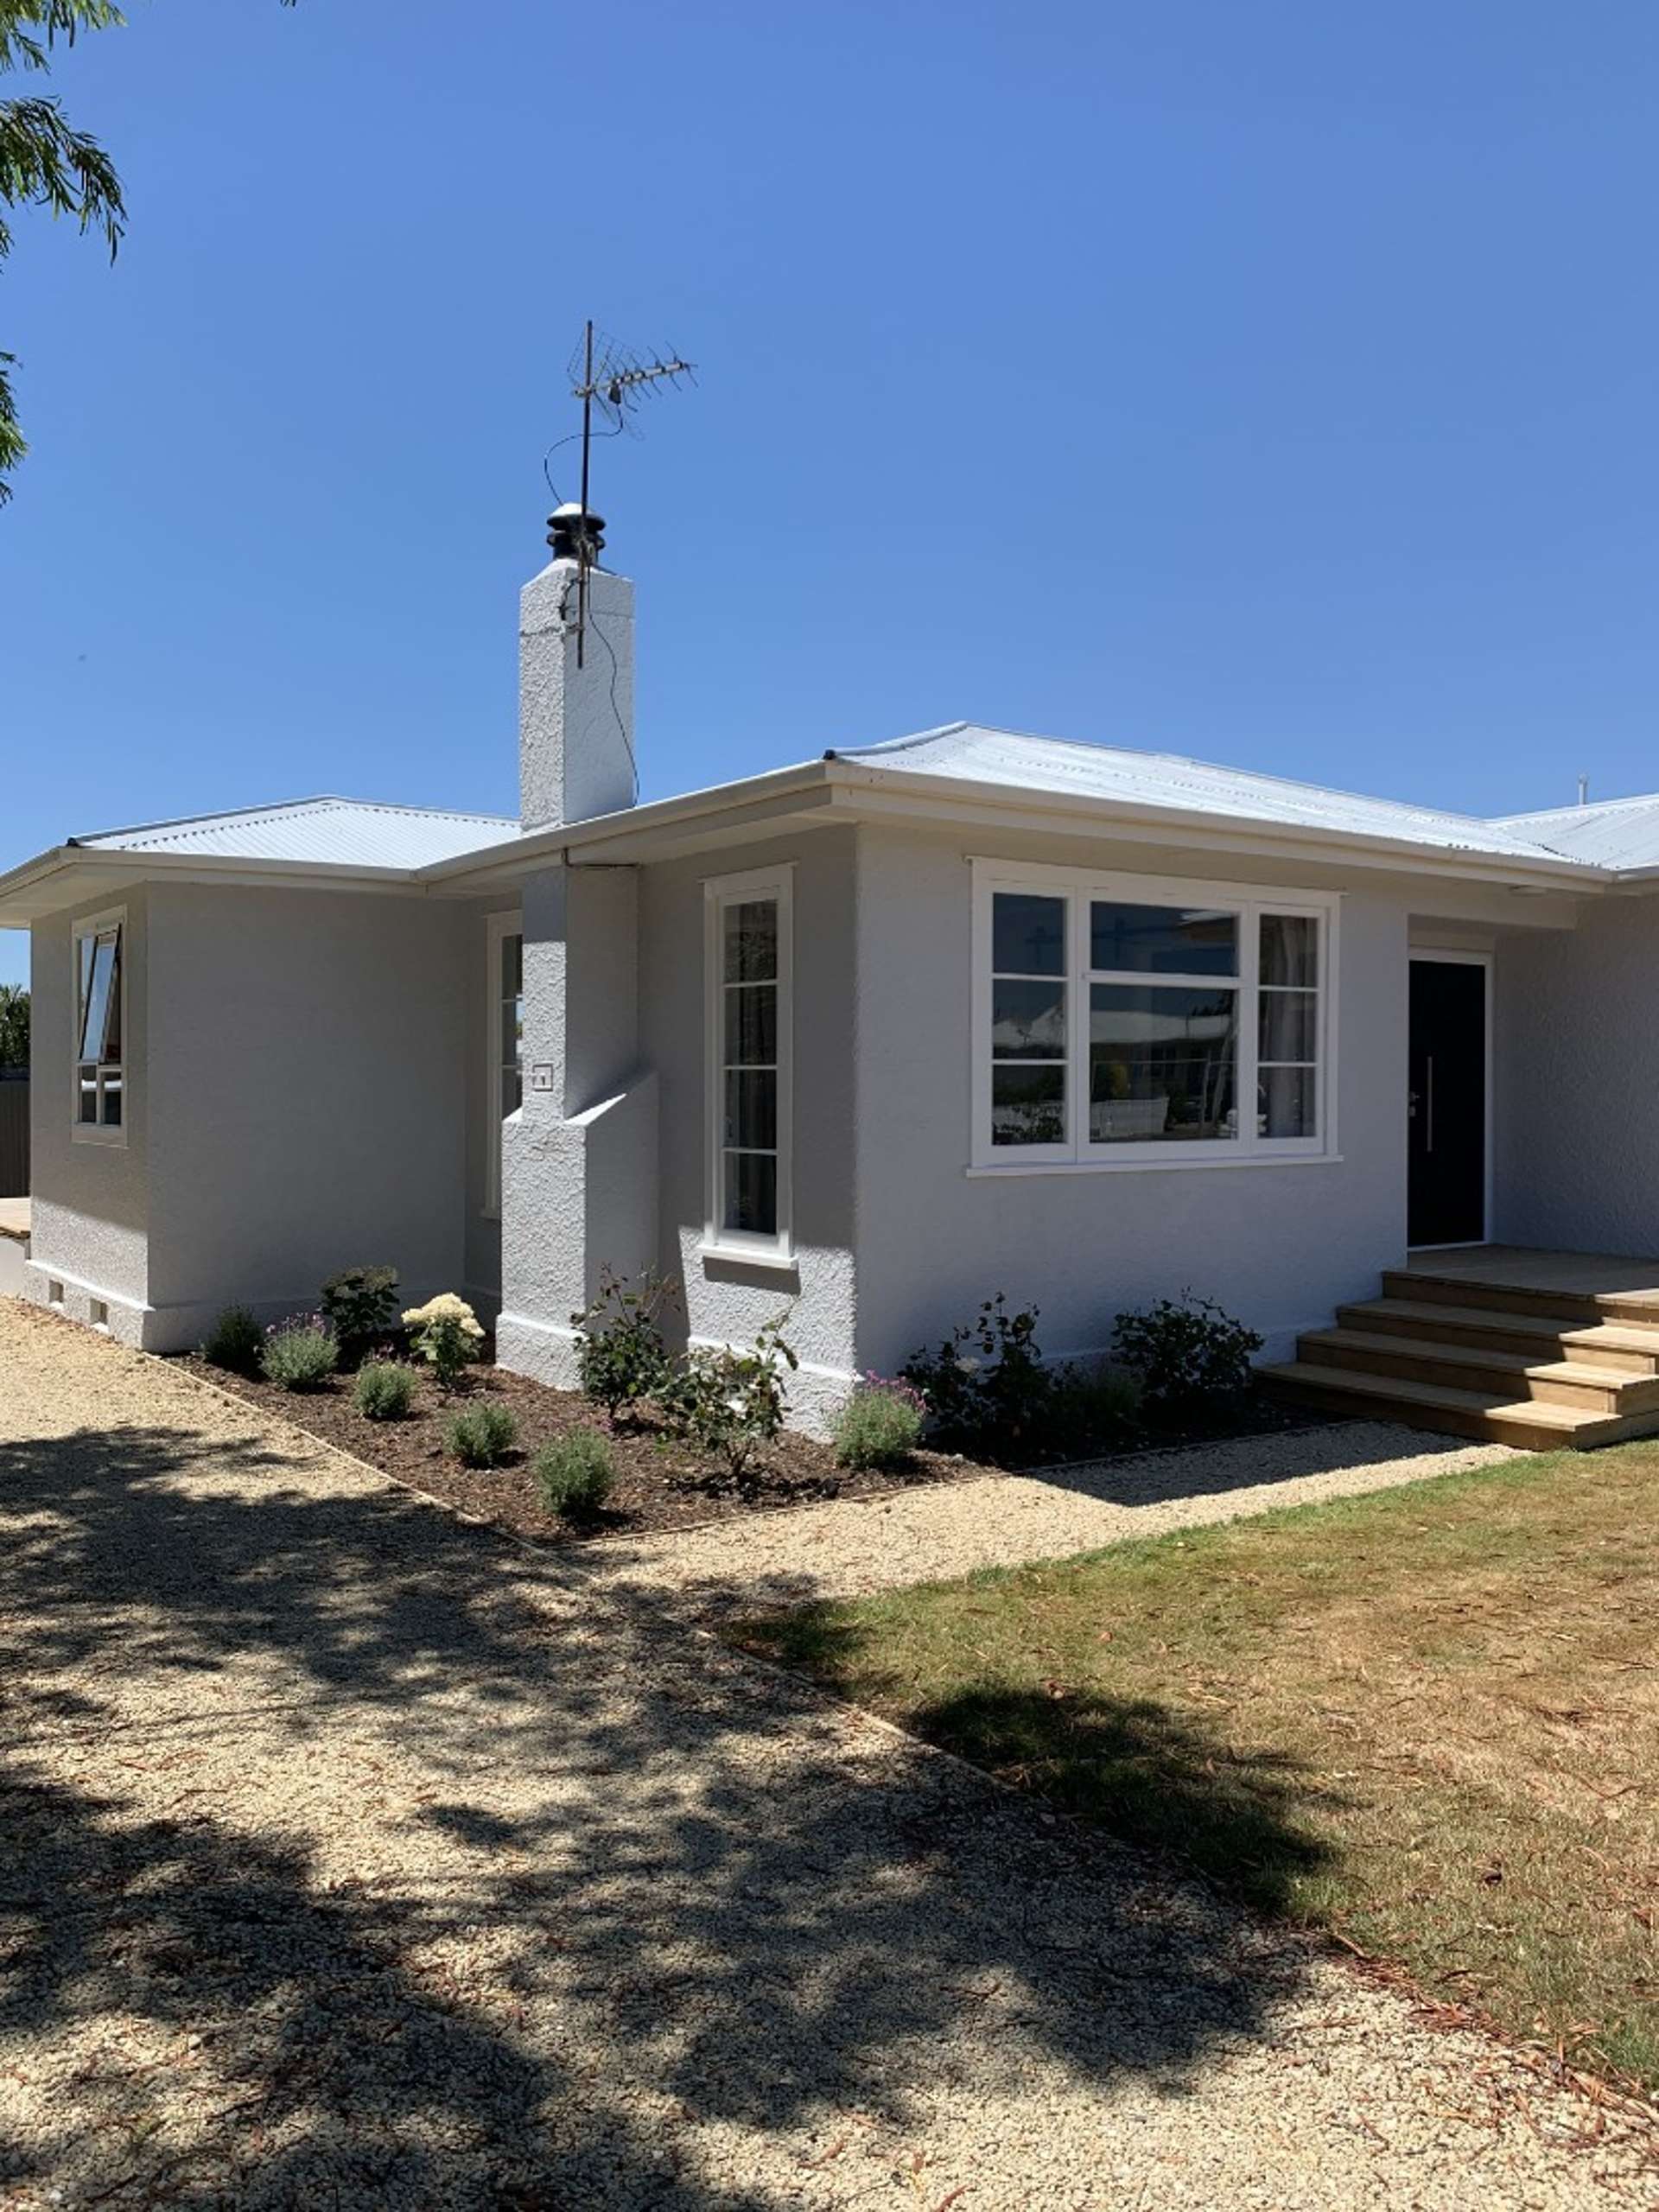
[1384,1267,1659,1331]
[1260,1359,1659,1452]
[1298,1328,1659,1414]
[1338,1296,1659,1376]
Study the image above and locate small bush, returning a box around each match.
[571,1266,677,1421]
[1045,1361,1143,1459]
[353,1361,415,1421]
[321,1265,400,1357]
[533,1429,616,1517]
[200,1305,263,1375]
[900,1294,1053,1459]
[833,1376,925,1470]
[1110,1292,1263,1414]
[445,1401,518,1467]
[659,1311,798,1477]
[404,1293,484,1392]
[260,1313,339,1392]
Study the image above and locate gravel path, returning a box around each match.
[586,1422,1520,1617]
[0,1300,1651,2209]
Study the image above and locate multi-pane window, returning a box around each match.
[484,920,523,1214]
[976,866,1332,1166]
[706,869,792,1252]
[73,915,124,1134]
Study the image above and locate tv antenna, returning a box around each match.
[549,320,695,665]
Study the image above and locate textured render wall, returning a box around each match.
[1494,895,1659,1254]
[519,563,635,830]
[850,823,1414,1375]
[638,828,858,1432]
[497,861,656,1388]
[130,884,474,1349]
[23,889,152,1344]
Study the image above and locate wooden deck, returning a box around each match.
[1264,1245,1659,1450]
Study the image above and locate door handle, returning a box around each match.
[1426,1056,1434,1154]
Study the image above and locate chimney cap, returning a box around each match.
[547,502,606,562]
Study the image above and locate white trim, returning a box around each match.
[702,862,794,1262]
[70,903,128,1148]
[970,859,1339,1173]
[482,911,523,1217]
[1408,949,1494,1249]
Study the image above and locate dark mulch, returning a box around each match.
[172,1354,987,1546]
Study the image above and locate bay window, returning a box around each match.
[73,909,125,1143]
[704,866,793,1257]
[974,862,1335,1169]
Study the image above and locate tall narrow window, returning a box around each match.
[484,918,523,1215]
[706,868,792,1255]
[73,912,124,1138]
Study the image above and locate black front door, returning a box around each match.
[1408,959,1486,1246]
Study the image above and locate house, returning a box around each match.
[10,508,1659,1447]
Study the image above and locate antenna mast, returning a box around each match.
[556,321,695,665]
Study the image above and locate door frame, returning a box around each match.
[1408,949,1494,1251]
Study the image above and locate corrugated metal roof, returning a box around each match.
[834,724,1580,865]
[1494,795,1659,869]
[72,797,521,870]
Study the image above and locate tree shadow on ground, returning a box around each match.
[1,1413,1327,2205]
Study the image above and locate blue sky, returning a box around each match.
[4,0,1659,987]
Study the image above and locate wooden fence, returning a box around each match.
[0,1078,28,1199]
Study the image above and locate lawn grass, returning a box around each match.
[736,1445,1659,2094]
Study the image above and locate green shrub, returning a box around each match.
[403,1293,484,1392]
[321,1265,400,1357]
[444,1402,518,1467]
[260,1314,339,1392]
[659,1312,798,1477]
[570,1266,677,1421]
[200,1305,264,1375]
[1110,1293,1263,1414]
[353,1361,415,1421]
[1045,1361,1143,1459]
[533,1429,616,1517]
[832,1377,925,1470]
[900,1294,1053,1459]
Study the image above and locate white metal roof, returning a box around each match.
[1494,795,1659,870]
[71,797,521,870]
[832,724,1581,867]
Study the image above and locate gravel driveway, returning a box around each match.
[0,1300,1651,2209]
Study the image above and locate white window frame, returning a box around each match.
[702,864,794,1263]
[969,859,1340,1174]
[71,905,127,1149]
[483,911,524,1217]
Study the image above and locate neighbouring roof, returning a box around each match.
[1494,794,1659,871]
[832,724,1587,868]
[71,797,522,871]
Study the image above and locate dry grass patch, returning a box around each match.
[738,1445,1659,2095]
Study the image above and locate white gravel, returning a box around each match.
[584,1421,1521,1616]
[0,1300,1651,2209]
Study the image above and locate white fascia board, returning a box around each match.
[823,763,1615,893]
[0,842,429,924]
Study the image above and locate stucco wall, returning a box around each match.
[1494,893,1659,1254]
[850,823,1417,1376]
[637,828,858,1427]
[25,888,152,1341]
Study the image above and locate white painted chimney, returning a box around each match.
[518,505,636,830]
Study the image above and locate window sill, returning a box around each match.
[699,1240,798,1273]
[72,1123,128,1150]
[966,1151,1343,1179]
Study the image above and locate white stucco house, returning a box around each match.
[10,511,1659,1447]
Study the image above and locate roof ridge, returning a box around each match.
[1495,791,1659,826]
[73,794,517,847]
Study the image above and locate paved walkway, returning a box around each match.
[0,1300,1650,2209]
[587,1421,1519,1618]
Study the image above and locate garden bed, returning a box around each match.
[173,1352,985,1544]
